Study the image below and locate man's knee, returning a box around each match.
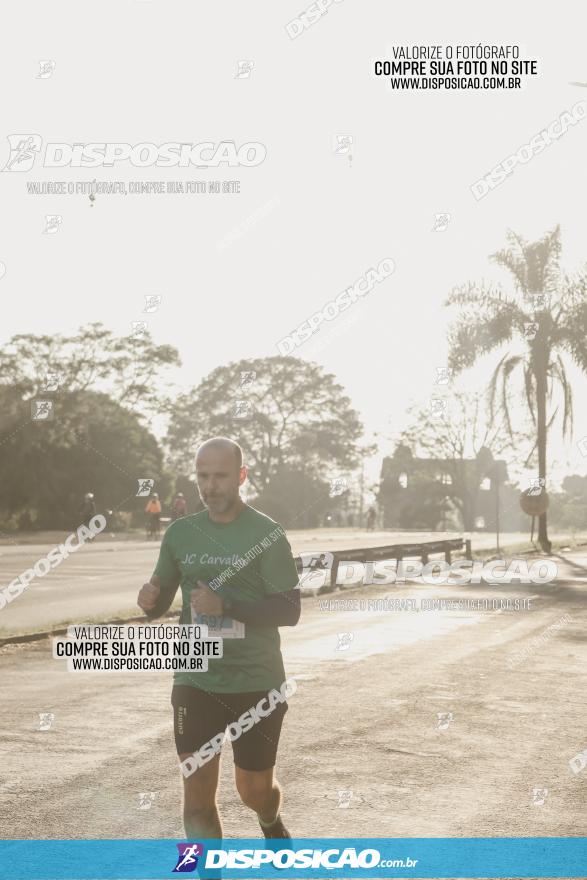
[236,773,275,810]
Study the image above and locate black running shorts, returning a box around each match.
[171,684,288,772]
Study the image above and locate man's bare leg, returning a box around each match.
[234,766,286,832]
[180,753,222,839]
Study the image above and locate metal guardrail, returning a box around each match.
[296,537,470,589]
[1,539,470,646]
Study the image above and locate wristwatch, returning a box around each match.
[221,596,235,616]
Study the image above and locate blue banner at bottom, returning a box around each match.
[1,838,586,879]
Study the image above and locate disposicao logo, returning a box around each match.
[172,843,203,872]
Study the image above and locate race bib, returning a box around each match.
[192,610,245,639]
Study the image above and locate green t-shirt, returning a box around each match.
[152,504,299,693]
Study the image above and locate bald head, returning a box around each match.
[196,436,243,469]
[195,437,246,518]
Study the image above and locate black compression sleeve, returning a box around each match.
[145,581,180,620]
[228,588,300,627]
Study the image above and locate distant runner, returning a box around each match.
[79,492,96,528]
[144,493,161,540]
[137,437,301,845]
[79,492,97,540]
[171,492,188,521]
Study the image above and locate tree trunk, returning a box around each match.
[535,346,551,554]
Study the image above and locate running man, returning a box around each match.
[137,437,301,841]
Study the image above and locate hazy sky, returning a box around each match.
[2,1,587,493]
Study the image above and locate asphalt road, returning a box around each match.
[0,529,578,638]
[1,552,587,851]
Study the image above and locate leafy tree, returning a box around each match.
[166,357,364,516]
[547,475,587,532]
[445,226,587,552]
[250,466,336,529]
[0,322,180,418]
[0,388,169,530]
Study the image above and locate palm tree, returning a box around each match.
[445,225,587,552]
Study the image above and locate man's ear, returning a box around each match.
[239,465,248,487]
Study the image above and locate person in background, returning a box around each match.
[80,492,96,528]
[145,493,162,540]
[172,492,188,521]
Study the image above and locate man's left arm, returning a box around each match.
[224,587,300,627]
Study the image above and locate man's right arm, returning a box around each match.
[137,530,181,619]
[138,575,180,619]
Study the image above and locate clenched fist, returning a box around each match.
[190,580,223,616]
[138,577,160,613]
